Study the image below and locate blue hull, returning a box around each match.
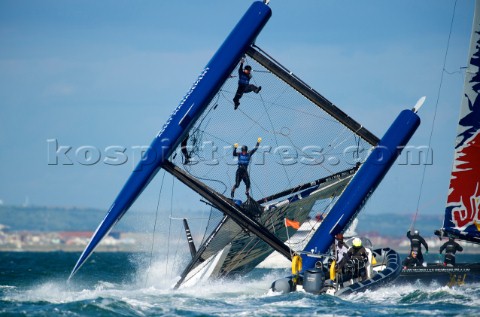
[70,1,272,279]
[301,109,421,271]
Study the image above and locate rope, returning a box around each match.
[185,165,228,195]
[165,175,176,276]
[247,57,293,189]
[283,220,294,258]
[172,220,183,273]
[410,0,458,231]
[145,170,167,286]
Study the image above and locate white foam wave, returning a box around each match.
[343,281,480,308]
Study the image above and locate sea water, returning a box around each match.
[1,252,479,316]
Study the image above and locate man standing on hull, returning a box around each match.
[231,138,262,199]
[440,237,463,266]
[406,229,429,265]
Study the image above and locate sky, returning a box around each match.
[0,0,475,226]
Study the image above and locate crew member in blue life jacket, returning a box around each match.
[407,229,429,265]
[233,58,261,110]
[439,237,463,266]
[231,138,262,198]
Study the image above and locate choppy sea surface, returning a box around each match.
[1,252,479,316]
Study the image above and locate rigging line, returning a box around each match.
[166,174,176,276]
[198,206,215,246]
[186,167,228,195]
[355,135,361,160]
[187,93,221,156]
[172,223,184,275]
[224,80,300,143]
[220,73,285,139]
[226,235,264,269]
[237,106,271,133]
[267,80,290,109]
[246,166,267,199]
[290,201,335,248]
[241,56,274,134]
[195,93,221,131]
[291,222,316,248]
[411,0,458,230]
[284,220,294,258]
[253,78,293,188]
[218,89,272,134]
[195,127,232,145]
[219,88,292,144]
[169,216,209,220]
[270,101,340,124]
[239,98,279,139]
[269,209,277,235]
[252,62,338,124]
[145,169,167,287]
[278,129,339,179]
[326,126,355,152]
[183,159,229,195]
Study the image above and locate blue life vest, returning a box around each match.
[238,153,251,166]
[238,72,250,85]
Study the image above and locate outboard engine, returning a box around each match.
[271,277,295,294]
[303,268,325,294]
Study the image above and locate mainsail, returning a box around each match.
[435,0,480,244]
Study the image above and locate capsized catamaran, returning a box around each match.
[69,1,377,283]
[69,1,421,296]
[398,0,480,286]
[170,41,380,288]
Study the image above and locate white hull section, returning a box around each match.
[179,244,232,288]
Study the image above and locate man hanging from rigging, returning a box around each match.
[231,138,262,199]
[232,57,261,110]
[406,229,429,265]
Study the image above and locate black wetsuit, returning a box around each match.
[439,239,463,265]
[402,255,422,268]
[233,63,260,108]
[342,246,368,280]
[231,142,259,197]
[406,231,429,264]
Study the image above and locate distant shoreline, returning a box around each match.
[1,245,479,254]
